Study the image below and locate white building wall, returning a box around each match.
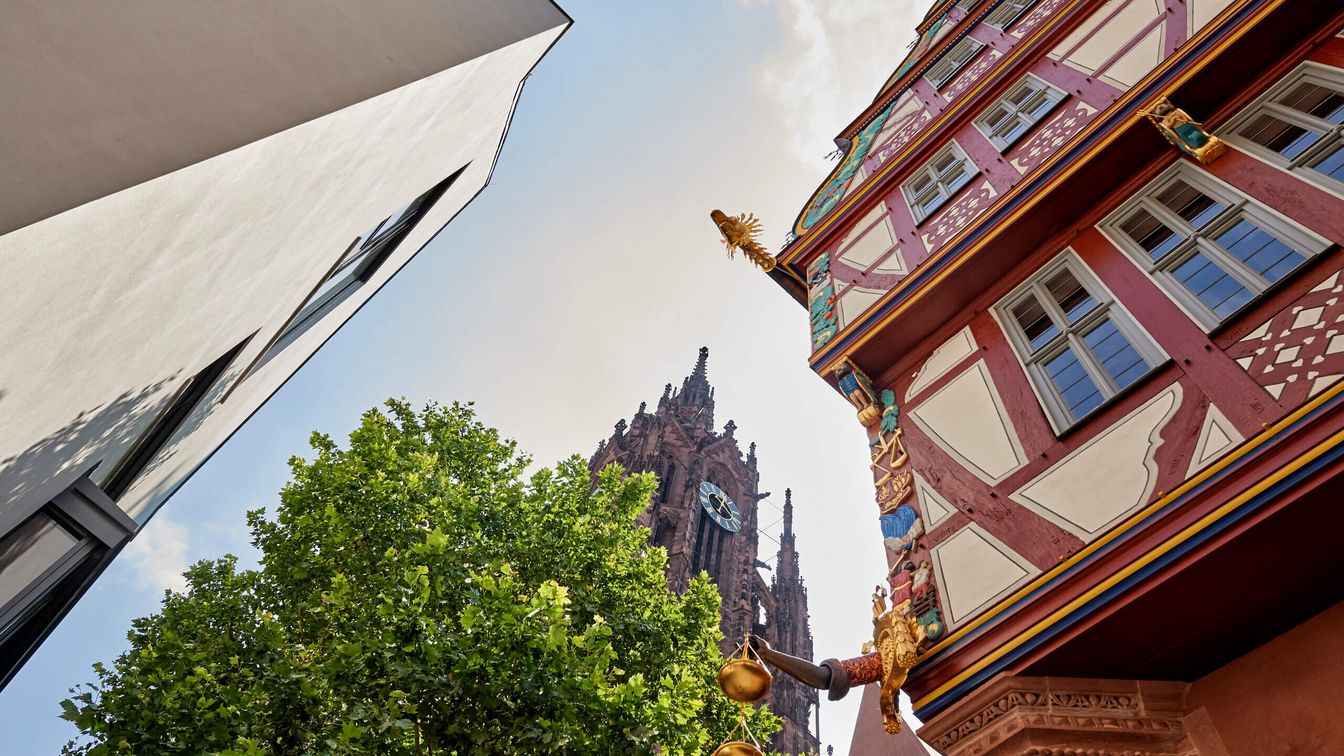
[0,25,565,526]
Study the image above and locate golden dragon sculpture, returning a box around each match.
[711,209,777,272]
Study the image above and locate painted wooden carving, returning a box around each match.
[808,252,838,350]
[1141,97,1228,164]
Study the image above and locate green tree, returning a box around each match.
[62,401,777,754]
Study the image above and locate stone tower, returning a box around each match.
[767,490,820,754]
[588,347,818,753]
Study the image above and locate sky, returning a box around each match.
[0,1,934,751]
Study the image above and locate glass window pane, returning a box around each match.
[1308,142,1344,182]
[1012,295,1059,350]
[996,118,1028,145]
[1172,252,1253,318]
[1044,268,1096,322]
[1046,348,1103,419]
[1282,82,1344,124]
[1083,319,1148,389]
[1007,84,1036,108]
[942,165,971,194]
[1120,208,1185,260]
[1214,218,1304,282]
[1155,180,1226,228]
[1025,91,1057,120]
[0,514,81,610]
[1240,113,1321,160]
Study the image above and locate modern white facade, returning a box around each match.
[0,0,570,685]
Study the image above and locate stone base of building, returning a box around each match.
[919,675,1197,755]
[913,601,1344,756]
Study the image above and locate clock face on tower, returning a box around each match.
[698,480,743,533]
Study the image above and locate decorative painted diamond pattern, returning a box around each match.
[1008,100,1098,174]
[918,179,999,253]
[1224,267,1344,407]
[1012,0,1071,39]
[942,49,1003,102]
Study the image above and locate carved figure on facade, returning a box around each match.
[1141,97,1227,165]
[836,358,881,427]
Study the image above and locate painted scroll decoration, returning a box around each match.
[809,252,838,350]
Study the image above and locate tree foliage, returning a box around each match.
[63,401,777,754]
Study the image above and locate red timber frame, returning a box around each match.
[787,0,1344,722]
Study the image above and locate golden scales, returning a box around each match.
[712,634,773,756]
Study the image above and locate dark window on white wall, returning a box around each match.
[1224,62,1344,193]
[102,335,252,501]
[926,38,985,89]
[974,74,1066,150]
[0,476,135,687]
[902,142,976,222]
[1101,163,1330,330]
[996,253,1165,429]
[248,167,467,372]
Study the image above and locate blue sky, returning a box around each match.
[0,1,931,751]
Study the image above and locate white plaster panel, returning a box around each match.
[1051,0,1163,83]
[908,361,1027,484]
[913,471,955,529]
[931,523,1037,626]
[906,327,978,401]
[1189,0,1237,35]
[1187,402,1243,477]
[838,215,897,270]
[1012,384,1182,539]
[836,286,887,328]
[1101,23,1164,90]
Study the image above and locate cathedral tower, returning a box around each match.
[589,348,818,753]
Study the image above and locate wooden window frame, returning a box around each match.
[1099,163,1331,331]
[973,73,1066,151]
[1221,61,1344,197]
[902,142,977,223]
[984,0,1035,29]
[926,37,986,89]
[995,252,1166,432]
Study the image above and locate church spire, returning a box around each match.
[782,488,794,539]
[671,346,715,430]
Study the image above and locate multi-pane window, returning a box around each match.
[926,37,985,89]
[998,255,1164,428]
[975,74,1066,150]
[1225,63,1344,192]
[984,0,1034,29]
[902,143,976,222]
[1102,164,1330,329]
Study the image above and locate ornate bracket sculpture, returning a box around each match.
[1141,96,1227,165]
[836,358,882,428]
[712,209,778,272]
[747,585,924,735]
[866,585,926,734]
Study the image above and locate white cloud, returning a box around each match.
[123,515,190,594]
[749,0,929,163]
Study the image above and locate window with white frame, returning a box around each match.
[974,73,1066,150]
[902,143,976,222]
[1223,62,1344,192]
[1101,163,1331,329]
[926,37,985,88]
[997,254,1165,428]
[984,0,1034,29]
